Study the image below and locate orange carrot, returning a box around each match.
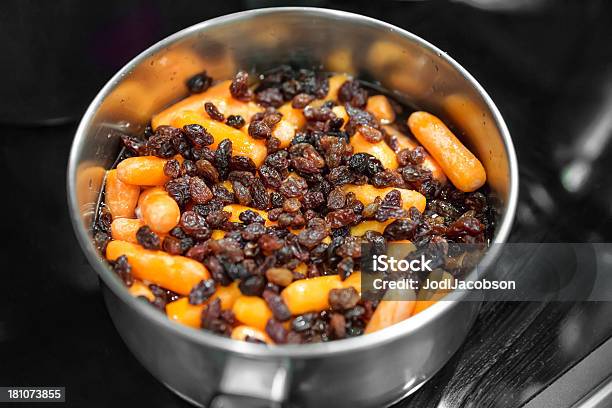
[110,218,144,243]
[138,187,180,234]
[151,80,262,129]
[364,300,416,334]
[232,296,273,331]
[105,169,140,218]
[116,156,170,186]
[166,110,268,167]
[366,95,396,124]
[231,325,273,344]
[383,125,447,183]
[407,111,486,192]
[128,280,155,301]
[351,130,398,170]
[342,184,426,213]
[106,240,209,295]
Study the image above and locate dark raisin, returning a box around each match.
[326,209,357,228]
[112,255,133,286]
[263,289,292,321]
[383,218,418,241]
[328,165,354,186]
[338,80,368,108]
[302,191,325,209]
[280,175,308,198]
[206,210,231,229]
[195,159,220,184]
[265,150,289,171]
[292,313,316,332]
[165,176,191,206]
[329,287,360,310]
[204,256,232,285]
[162,236,184,255]
[266,318,288,344]
[163,159,181,178]
[189,279,216,305]
[147,126,179,158]
[183,124,214,147]
[239,275,266,296]
[241,222,266,241]
[182,159,198,176]
[248,120,272,139]
[120,134,149,156]
[215,139,232,180]
[230,156,257,173]
[237,209,264,225]
[297,227,328,249]
[204,102,225,121]
[292,93,315,109]
[136,225,161,250]
[256,87,284,107]
[259,165,282,189]
[258,234,284,255]
[229,70,253,101]
[189,176,213,204]
[357,124,383,142]
[371,170,404,188]
[180,210,211,240]
[186,71,212,93]
[283,197,301,213]
[226,114,246,129]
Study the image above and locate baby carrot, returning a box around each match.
[364,299,416,334]
[167,110,268,167]
[106,240,209,295]
[383,125,447,183]
[151,80,263,129]
[407,111,486,192]
[231,325,273,344]
[128,280,155,301]
[280,273,361,315]
[232,296,273,331]
[166,298,205,328]
[351,130,398,170]
[366,95,396,124]
[139,187,180,234]
[342,184,426,213]
[166,281,240,328]
[105,169,140,219]
[110,218,144,243]
[116,156,170,186]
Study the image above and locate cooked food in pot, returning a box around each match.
[93,66,494,344]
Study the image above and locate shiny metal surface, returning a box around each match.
[67,7,518,407]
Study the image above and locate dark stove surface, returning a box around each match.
[2,1,612,407]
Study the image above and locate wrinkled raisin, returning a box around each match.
[186,71,212,93]
[329,287,360,310]
[205,102,225,121]
[189,176,213,204]
[113,255,133,286]
[229,70,253,101]
[226,114,246,129]
[136,225,161,250]
[189,279,216,305]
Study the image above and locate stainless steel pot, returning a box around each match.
[67,7,518,408]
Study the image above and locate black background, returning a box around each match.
[1,1,612,407]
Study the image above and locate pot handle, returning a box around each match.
[208,357,290,408]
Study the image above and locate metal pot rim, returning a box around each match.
[67,6,518,359]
